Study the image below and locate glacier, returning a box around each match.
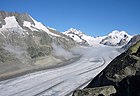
[0,46,120,96]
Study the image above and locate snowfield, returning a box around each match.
[0,46,120,96]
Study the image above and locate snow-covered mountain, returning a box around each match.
[100,30,132,46]
[0,11,77,79]
[63,28,132,46]
[63,28,105,46]
[0,12,61,37]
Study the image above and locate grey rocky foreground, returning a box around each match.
[73,86,116,96]
[78,41,140,96]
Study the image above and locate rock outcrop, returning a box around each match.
[73,86,116,96]
[73,41,140,96]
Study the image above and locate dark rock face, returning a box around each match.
[73,41,140,96]
[136,47,140,56]
[115,76,140,96]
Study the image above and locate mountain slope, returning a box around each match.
[0,11,77,80]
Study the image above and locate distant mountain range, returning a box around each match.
[0,10,133,47]
[63,28,132,46]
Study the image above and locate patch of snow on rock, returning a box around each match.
[2,16,22,30]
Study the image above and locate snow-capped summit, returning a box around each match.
[64,28,83,35]
[63,28,106,46]
[63,28,87,44]
[100,30,132,46]
[108,30,130,39]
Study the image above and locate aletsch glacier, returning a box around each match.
[0,11,133,96]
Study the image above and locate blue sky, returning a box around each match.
[0,0,140,36]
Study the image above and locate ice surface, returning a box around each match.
[0,46,120,96]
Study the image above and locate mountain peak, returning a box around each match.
[64,28,83,35]
[100,30,132,46]
[109,30,129,37]
[68,28,80,32]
